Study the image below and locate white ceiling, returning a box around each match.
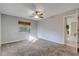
[0,3,79,20]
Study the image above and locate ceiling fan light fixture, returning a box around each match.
[34,15,39,18]
[30,10,44,19]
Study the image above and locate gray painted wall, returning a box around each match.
[1,14,37,44]
[1,9,77,44]
[38,10,76,44]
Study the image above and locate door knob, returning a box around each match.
[74,33,79,36]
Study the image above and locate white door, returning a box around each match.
[65,14,78,53]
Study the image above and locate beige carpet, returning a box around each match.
[1,39,79,56]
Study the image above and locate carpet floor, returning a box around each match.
[1,39,79,56]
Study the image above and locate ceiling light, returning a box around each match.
[34,15,39,18]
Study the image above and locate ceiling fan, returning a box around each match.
[29,4,44,19]
[30,10,44,19]
[32,10,44,18]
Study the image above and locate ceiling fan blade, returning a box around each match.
[40,13,43,15]
[39,16,44,18]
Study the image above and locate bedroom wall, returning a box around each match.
[1,9,78,44]
[38,9,77,44]
[1,14,38,44]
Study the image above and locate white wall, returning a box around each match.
[38,9,76,44]
[38,16,64,44]
[30,21,38,38]
[1,14,37,44]
[1,9,77,44]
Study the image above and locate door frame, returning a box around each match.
[63,13,78,53]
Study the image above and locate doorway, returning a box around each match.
[64,14,78,53]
